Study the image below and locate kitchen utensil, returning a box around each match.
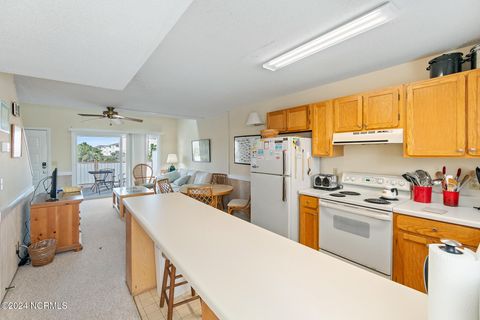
[415,170,432,186]
[445,175,458,191]
[455,168,462,182]
[426,52,464,78]
[457,175,471,192]
[382,188,398,200]
[432,179,443,186]
[476,167,480,184]
[403,173,418,186]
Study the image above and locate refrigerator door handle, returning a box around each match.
[282,150,286,175]
[282,176,286,202]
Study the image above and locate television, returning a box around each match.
[48,168,58,201]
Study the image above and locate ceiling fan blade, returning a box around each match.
[81,117,104,123]
[78,113,105,117]
[122,116,143,123]
[112,114,143,123]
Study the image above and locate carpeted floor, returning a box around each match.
[0,198,140,320]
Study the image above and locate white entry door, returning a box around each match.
[25,128,50,186]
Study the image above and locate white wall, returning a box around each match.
[177,45,480,193]
[0,72,33,302]
[177,113,229,174]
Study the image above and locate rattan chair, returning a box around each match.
[211,173,228,185]
[156,178,174,194]
[186,185,215,207]
[227,197,251,220]
[132,164,154,187]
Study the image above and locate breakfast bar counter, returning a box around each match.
[124,192,427,320]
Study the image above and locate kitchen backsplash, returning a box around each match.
[321,144,480,196]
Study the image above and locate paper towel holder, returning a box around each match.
[440,239,463,255]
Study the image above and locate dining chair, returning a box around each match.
[211,173,228,185]
[132,163,154,187]
[227,197,251,220]
[156,178,174,194]
[186,185,215,207]
[93,169,112,194]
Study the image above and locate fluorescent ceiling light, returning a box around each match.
[263,2,398,71]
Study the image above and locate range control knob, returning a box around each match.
[390,180,397,186]
[377,178,384,184]
[398,181,405,186]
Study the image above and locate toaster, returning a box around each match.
[313,174,340,190]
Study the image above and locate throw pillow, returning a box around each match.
[173,175,190,186]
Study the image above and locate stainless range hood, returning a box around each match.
[332,129,403,145]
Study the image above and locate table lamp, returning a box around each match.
[166,154,178,172]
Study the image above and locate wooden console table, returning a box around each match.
[30,192,83,253]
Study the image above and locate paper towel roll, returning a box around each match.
[428,244,480,320]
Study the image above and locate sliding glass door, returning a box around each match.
[73,133,127,188]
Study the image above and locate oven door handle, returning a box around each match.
[320,200,392,221]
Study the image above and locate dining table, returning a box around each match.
[179,183,233,210]
[88,169,113,193]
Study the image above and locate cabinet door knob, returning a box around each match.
[469,147,477,152]
[457,148,464,152]
[432,228,438,232]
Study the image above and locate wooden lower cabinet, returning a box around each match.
[299,195,319,250]
[30,192,83,253]
[393,213,480,293]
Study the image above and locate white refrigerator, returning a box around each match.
[250,137,318,241]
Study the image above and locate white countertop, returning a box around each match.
[393,200,480,228]
[124,192,426,320]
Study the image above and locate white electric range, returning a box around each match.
[317,172,411,277]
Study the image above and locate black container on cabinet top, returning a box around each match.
[426,52,464,78]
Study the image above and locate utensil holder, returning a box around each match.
[413,186,432,203]
[443,190,459,207]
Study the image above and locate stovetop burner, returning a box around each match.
[380,196,398,201]
[364,198,391,205]
[339,191,361,196]
[330,193,346,197]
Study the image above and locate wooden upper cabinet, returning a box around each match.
[266,110,286,132]
[334,95,363,132]
[312,101,343,157]
[363,87,401,130]
[299,195,319,250]
[468,70,480,156]
[286,105,310,131]
[405,74,466,157]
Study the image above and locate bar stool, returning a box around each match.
[159,255,199,320]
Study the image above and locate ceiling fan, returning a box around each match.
[78,107,143,125]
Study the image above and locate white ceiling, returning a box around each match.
[0,0,192,89]
[13,0,480,118]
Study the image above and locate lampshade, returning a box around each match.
[166,154,178,164]
[246,112,263,126]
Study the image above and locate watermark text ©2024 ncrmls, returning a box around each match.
[1,301,68,310]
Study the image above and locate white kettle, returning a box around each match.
[381,187,398,199]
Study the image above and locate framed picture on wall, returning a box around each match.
[11,124,22,158]
[192,139,211,162]
[234,135,261,165]
[0,100,9,133]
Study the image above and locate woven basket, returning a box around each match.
[28,239,56,267]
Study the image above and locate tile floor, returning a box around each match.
[134,289,202,320]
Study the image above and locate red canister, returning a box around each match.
[443,190,460,207]
[413,186,432,203]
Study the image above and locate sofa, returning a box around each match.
[157,169,212,192]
